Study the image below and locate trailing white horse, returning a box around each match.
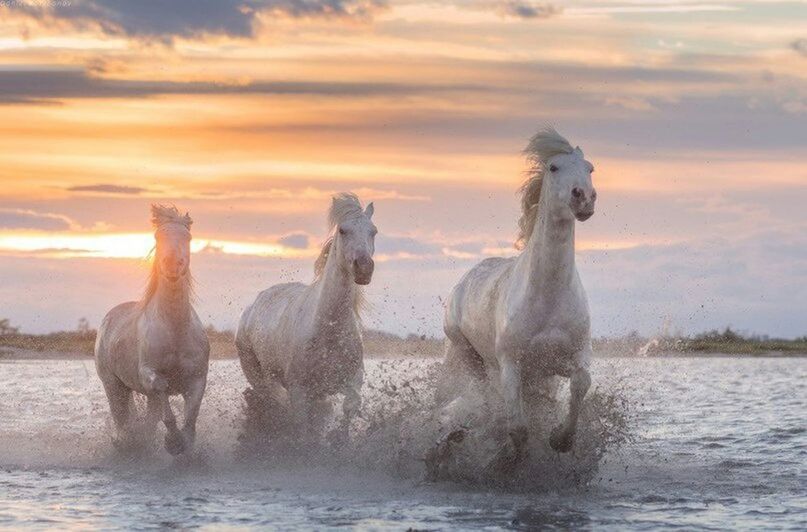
[442,127,597,456]
[95,205,210,455]
[236,193,376,441]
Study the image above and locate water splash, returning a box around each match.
[236,358,631,490]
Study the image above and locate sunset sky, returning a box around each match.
[0,0,805,338]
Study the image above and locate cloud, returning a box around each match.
[67,183,149,195]
[0,68,485,105]
[791,39,807,57]
[578,228,807,338]
[278,232,310,249]
[498,1,560,19]
[376,235,442,257]
[0,208,76,231]
[9,0,388,41]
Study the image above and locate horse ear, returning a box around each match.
[183,212,193,229]
[364,202,374,219]
[574,146,584,157]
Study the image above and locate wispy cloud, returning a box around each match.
[0,208,76,231]
[497,1,561,19]
[278,232,310,249]
[0,68,487,105]
[67,183,150,195]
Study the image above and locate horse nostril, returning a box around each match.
[572,187,584,199]
[591,189,597,201]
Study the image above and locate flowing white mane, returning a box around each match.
[516,127,575,248]
[151,204,193,230]
[313,192,367,314]
[314,192,365,278]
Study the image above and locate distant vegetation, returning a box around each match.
[0,319,442,359]
[1,320,805,359]
[595,327,807,357]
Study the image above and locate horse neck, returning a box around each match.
[312,236,357,326]
[515,180,576,298]
[148,273,192,328]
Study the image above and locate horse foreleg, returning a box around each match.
[289,384,312,442]
[179,376,206,454]
[500,356,527,438]
[139,365,183,455]
[142,396,161,448]
[342,370,363,431]
[549,365,591,453]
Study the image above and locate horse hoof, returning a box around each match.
[549,425,573,453]
[164,431,185,456]
[424,428,467,481]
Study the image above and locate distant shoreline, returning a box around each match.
[3,326,807,361]
[2,347,805,361]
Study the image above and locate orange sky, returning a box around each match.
[0,1,805,336]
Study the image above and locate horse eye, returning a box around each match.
[339,228,346,235]
[549,164,558,172]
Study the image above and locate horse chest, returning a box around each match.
[144,329,202,373]
[501,296,589,375]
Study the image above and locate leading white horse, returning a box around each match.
[236,193,376,441]
[442,127,597,456]
[95,205,210,456]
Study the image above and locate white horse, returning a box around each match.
[236,193,376,441]
[442,127,597,455]
[95,205,210,455]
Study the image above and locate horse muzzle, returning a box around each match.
[353,258,374,285]
[571,187,596,222]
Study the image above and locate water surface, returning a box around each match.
[0,357,804,530]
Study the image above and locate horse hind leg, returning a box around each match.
[426,337,485,481]
[436,335,486,406]
[101,376,135,448]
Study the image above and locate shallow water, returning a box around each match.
[0,357,804,530]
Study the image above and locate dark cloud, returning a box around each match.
[0,68,485,105]
[10,1,388,41]
[791,39,807,57]
[67,183,148,195]
[499,1,560,19]
[0,208,74,231]
[278,232,310,249]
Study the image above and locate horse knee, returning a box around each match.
[570,368,591,398]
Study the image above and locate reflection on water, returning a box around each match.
[0,357,804,529]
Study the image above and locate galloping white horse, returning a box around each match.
[236,193,376,440]
[443,127,597,454]
[95,205,210,455]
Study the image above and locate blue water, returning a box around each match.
[0,357,804,530]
